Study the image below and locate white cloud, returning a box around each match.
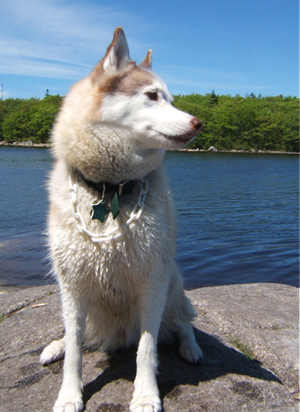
[0,0,141,79]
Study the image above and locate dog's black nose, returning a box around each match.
[191,118,203,131]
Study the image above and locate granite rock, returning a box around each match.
[0,283,298,412]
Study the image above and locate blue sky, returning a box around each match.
[0,0,298,99]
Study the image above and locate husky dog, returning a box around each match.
[40,27,203,412]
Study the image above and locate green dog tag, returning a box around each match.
[91,200,109,223]
[111,192,120,219]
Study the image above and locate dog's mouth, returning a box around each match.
[151,129,200,147]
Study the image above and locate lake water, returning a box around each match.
[0,147,299,290]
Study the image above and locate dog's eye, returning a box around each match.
[146,92,158,101]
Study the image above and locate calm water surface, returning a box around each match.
[0,147,298,290]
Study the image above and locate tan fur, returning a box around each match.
[139,49,153,70]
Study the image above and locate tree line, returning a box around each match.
[0,95,63,144]
[173,92,299,152]
[0,91,299,151]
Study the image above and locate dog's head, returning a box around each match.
[90,27,202,150]
[52,27,202,182]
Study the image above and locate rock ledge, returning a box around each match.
[0,283,298,412]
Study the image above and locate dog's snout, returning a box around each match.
[191,118,203,132]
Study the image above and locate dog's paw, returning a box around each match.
[40,339,65,365]
[179,339,203,364]
[53,396,84,412]
[130,395,161,412]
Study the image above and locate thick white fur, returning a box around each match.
[40,27,202,412]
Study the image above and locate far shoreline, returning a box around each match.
[0,140,299,155]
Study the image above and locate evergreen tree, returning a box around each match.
[208,89,218,107]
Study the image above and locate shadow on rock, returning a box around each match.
[83,327,281,407]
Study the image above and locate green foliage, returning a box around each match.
[0,95,62,143]
[173,92,299,152]
[0,92,298,152]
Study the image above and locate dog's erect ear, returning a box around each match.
[102,27,131,73]
[91,27,131,81]
[139,50,152,70]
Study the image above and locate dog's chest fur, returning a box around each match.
[48,162,173,301]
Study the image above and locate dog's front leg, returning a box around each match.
[53,288,88,412]
[130,281,167,412]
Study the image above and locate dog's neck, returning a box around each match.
[74,168,137,198]
[84,133,164,183]
[92,127,166,183]
[53,122,166,184]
